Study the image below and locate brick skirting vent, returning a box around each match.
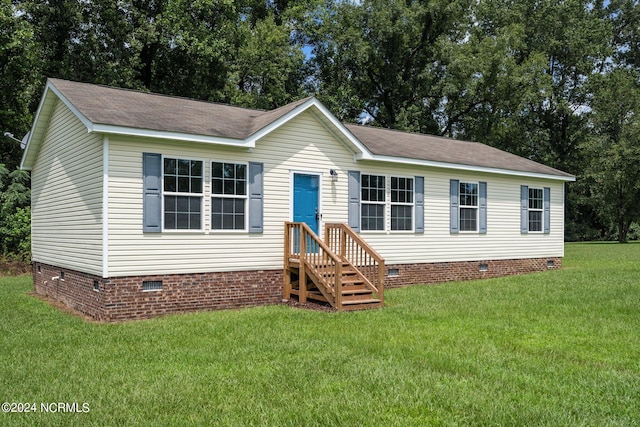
[32,257,561,321]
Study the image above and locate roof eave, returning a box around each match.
[22,80,574,182]
[355,153,576,182]
[21,80,94,170]
[91,124,252,147]
[20,83,53,170]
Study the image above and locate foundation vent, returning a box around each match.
[142,280,163,292]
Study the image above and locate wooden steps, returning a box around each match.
[341,299,384,311]
[286,260,382,310]
[284,222,384,312]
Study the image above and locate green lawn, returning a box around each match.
[1,243,639,426]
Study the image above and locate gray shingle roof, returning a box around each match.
[344,124,574,178]
[49,78,310,139]
[48,78,573,179]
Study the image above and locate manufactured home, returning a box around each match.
[21,79,575,320]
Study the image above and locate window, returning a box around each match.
[211,162,247,230]
[361,174,385,231]
[459,182,478,232]
[163,158,203,230]
[521,185,549,234]
[349,171,423,233]
[391,177,414,231]
[528,188,543,232]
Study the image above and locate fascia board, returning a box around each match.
[245,98,318,145]
[20,85,50,169]
[357,154,576,182]
[91,124,252,147]
[47,82,94,130]
[309,100,375,159]
[20,84,57,169]
[21,81,95,170]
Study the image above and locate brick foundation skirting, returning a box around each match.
[32,263,283,322]
[32,256,561,321]
[384,257,562,288]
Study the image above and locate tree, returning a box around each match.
[0,0,39,171]
[305,0,473,130]
[439,0,612,171]
[0,164,31,259]
[18,0,83,80]
[584,68,640,242]
[223,13,307,109]
[610,0,640,69]
[150,0,307,107]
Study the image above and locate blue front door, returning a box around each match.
[293,173,320,234]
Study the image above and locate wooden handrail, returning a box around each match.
[327,223,384,263]
[324,223,385,302]
[284,222,344,308]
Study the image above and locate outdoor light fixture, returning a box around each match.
[329,169,338,182]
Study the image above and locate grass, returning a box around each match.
[1,242,639,426]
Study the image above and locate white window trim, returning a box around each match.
[360,173,386,233]
[528,186,544,234]
[390,175,415,232]
[210,160,249,232]
[459,181,479,233]
[161,155,205,232]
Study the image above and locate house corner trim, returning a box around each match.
[102,136,109,278]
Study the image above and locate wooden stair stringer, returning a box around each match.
[302,259,337,306]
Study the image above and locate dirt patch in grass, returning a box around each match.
[284,296,336,312]
[28,292,104,323]
[0,256,31,277]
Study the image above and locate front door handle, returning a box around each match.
[315,208,322,221]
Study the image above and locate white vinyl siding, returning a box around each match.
[107,110,358,276]
[107,110,566,277]
[30,99,103,275]
[357,166,565,263]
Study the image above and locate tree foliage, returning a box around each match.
[0,164,30,259]
[583,68,640,242]
[1,0,640,249]
[305,0,473,132]
[0,0,39,170]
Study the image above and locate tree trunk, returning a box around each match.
[618,219,630,243]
